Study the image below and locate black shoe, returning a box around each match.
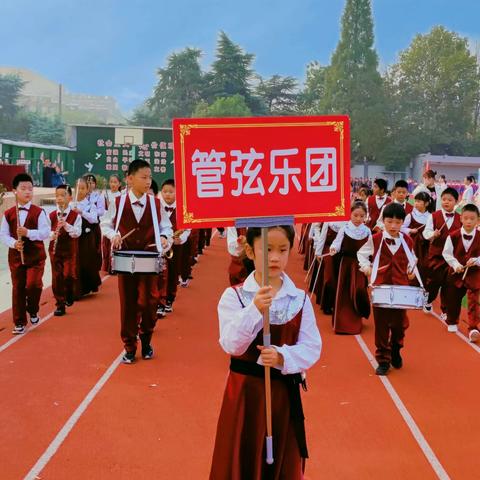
[157,305,166,318]
[12,325,26,335]
[30,314,40,325]
[164,301,173,313]
[65,299,74,307]
[54,306,66,316]
[140,335,154,359]
[122,352,136,364]
[375,363,390,376]
[391,346,403,369]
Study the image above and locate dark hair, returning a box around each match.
[382,202,406,221]
[351,201,367,214]
[56,184,72,196]
[12,173,33,189]
[441,187,459,201]
[424,169,437,179]
[462,204,479,216]
[128,159,151,175]
[150,179,159,196]
[161,178,175,188]
[440,174,446,181]
[394,179,409,190]
[84,174,97,185]
[358,187,371,197]
[414,192,431,206]
[374,178,388,192]
[109,174,121,182]
[466,175,476,183]
[246,226,295,249]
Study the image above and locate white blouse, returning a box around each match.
[330,221,371,252]
[314,221,346,256]
[218,272,322,375]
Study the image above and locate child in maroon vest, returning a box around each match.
[0,173,50,334]
[375,179,413,231]
[101,160,173,364]
[366,178,391,231]
[211,226,321,479]
[49,185,82,316]
[226,226,254,286]
[442,204,480,341]
[330,202,371,334]
[358,203,419,375]
[423,187,461,317]
[159,178,190,314]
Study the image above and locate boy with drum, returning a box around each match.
[357,203,419,375]
[101,160,173,364]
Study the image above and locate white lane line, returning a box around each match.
[355,334,451,480]
[24,351,124,480]
[426,310,480,355]
[0,276,111,354]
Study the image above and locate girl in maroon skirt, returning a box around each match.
[401,192,432,283]
[330,202,371,334]
[211,226,322,480]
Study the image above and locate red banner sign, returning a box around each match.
[173,115,350,228]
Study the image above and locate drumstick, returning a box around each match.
[462,266,469,281]
[304,256,316,283]
[120,228,137,241]
[317,252,333,259]
[310,261,322,300]
[15,193,25,265]
[407,260,417,275]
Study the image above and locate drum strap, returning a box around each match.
[371,234,424,288]
[114,190,128,235]
[149,194,163,254]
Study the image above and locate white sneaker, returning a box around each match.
[447,324,458,333]
[30,314,40,325]
[440,313,447,322]
[469,329,480,342]
[12,325,26,335]
[180,279,189,288]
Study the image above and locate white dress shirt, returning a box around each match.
[74,197,98,224]
[442,228,480,271]
[423,209,456,240]
[101,190,173,241]
[461,185,474,206]
[401,209,431,235]
[0,202,51,249]
[314,221,345,256]
[330,221,371,252]
[160,197,190,244]
[226,227,244,256]
[88,190,106,218]
[357,231,415,273]
[49,205,82,240]
[218,272,322,375]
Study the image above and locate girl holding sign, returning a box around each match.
[210,225,321,479]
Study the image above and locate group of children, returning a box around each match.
[0,163,211,363]
[299,174,480,376]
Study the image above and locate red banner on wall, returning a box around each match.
[173,115,350,228]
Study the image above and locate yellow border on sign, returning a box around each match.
[179,121,346,224]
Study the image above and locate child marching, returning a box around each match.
[210,226,321,479]
[357,203,420,375]
[0,173,50,334]
[48,184,82,316]
[101,160,172,364]
[330,202,371,334]
[442,204,480,339]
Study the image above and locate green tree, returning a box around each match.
[205,31,264,114]
[298,61,328,114]
[27,113,65,144]
[139,47,205,127]
[384,26,480,167]
[323,0,386,163]
[0,74,26,138]
[255,75,298,114]
[193,95,251,117]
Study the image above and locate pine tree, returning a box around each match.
[323,0,386,163]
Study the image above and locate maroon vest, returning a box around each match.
[113,195,161,251]
[165,205,177,231]
[367,196,391,230]
[429,210,462,259]
[404,202,414,215]
[449,229,480,289]
[371,233,416,286]
[48,209,79,258]
[4,205,47,267]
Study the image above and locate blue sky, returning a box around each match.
[3,0,480,113]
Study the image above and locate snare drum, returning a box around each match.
[111,250,165,274]
[370,285,426,309]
